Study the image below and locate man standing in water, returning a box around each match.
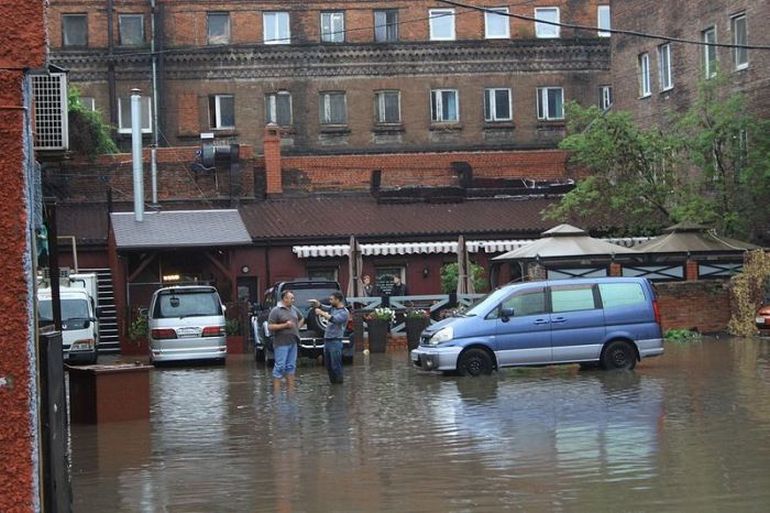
[268,290,302,392]
[310,292,350,384]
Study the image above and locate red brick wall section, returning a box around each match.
[0,1,46,512]
[264,126,283,195]
[655,280,731,334]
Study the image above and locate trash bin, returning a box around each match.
[67,363,152,423]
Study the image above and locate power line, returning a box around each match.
[437,0,770,50]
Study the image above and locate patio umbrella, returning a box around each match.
[456,235,475,295]
[346,235,364,298]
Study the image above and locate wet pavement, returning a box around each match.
[70,337,770,512]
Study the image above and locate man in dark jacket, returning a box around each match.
[310,292,350,384]
[389,275,407,297]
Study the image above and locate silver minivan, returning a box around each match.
[148,285,227,365]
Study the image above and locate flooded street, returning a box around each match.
[71,337,770,513]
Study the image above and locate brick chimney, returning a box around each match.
[264,124,282,196]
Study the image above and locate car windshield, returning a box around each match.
[154,290,221,319]
[39,298,91,330]
[463,288,511,317]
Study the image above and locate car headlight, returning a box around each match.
[71,339,95,351]
[429,327,453,346]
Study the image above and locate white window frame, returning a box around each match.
[118,14,144,47]
[485,7,510,39]
[321,11,345,43]
[265,91,293,126]
[375,90,401,124]
[374,9,399,42]
[62,14,88,47]
[731,13,748,70]
[597,5,611,37]
[536,87,564,121]
[484,88,512,122]
[703,26,717,79]
[117,96,152,134]
[263,11,290,45]
[534,7,560,39]
[430,89,459,123]
[209,94,235,129]
[598,85,612,110]
[207,12,231,45]
[320,92,347,125]
[429,9,455,41]
[658,43,673,91]
[638,53,651,97]
[79,96,96,111]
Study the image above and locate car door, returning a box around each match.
[548,283,605,363]
[492,286,551,366]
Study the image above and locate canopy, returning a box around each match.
[635,222,760,254]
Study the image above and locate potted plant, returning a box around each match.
[405,309,430,351]
[366,307,394,353]
[124,309,149,356]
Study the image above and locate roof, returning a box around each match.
[635,223,761,253]
[110,210,252,249]
[493,223,638,261]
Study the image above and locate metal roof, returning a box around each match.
[492,224,639,261]
[635,223,761,253]
[110,210,252,249]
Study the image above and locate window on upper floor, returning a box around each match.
[658,43,673,91]
[537,87,564,120]
[118,96,152,134]
[375,91,401,124]
[731,13,748,70]
[207,12,231,45]
[320,92,347,125]
[79,96,96,112]
[264,12,290,45]
[321,12,345,43]
[597,5,611,37]
[702,26,717,78]
[265,92,292,127]
[638,53,651,97]
[62,14,88,47]
[484,88,512,122]
[429,9,455,41]
[598,85,613,110]
[430,89,459,123]
[374,9,399,42]
[485,7,510,39]
[119,14,144,46]
[535,7,560,38]
[208,94,235,129]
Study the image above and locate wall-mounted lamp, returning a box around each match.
[241,265,250,274]
[163,274,181,282]
[422,267,430,278]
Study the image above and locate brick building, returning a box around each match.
[611,0,770,126]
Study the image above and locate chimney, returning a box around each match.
[264,124,282,196]
[130,88,144,221]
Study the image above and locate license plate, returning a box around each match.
[756,317,767,325]
[176,327,200,338]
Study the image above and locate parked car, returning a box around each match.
[756,283,770,336]
[411,277,664,376]
[252,279,354,364]
[148,285,227,365]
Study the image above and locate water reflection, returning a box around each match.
[71,341,770,512]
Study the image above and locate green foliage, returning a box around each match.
[664,328,702,342]
[128,310,148,341]
[225,319,240,336]
[68,87,118,159]
[440,262,487,294]
[406,308,430,320]
[728,250,770,337]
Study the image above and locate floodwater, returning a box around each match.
[70,337,770,513]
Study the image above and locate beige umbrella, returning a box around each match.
[346,235,365,298]
[456,235,475,295]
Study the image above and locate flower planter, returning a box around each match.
[405,318,430,351]
[121,336,149,357]
[367,319,390,353]
[227,335,246,354]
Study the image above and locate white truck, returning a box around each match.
[38,272,100,365]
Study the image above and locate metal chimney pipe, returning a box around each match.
[131,88,144,222]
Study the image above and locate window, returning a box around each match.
[599,283,646,309]
[119,14,144,46]
[702,27,717,78]
[208,94,235,129]
[535,7,560,38]
[598,85,613,110]
[62,14,87,47]
[117,96,152,134]
[79,96,96,111]
[374,9,399,42]
[265,92,292,126]
[320,92,347,125]
[550,285,597,313]
[484,88,512,122]
[430,89,459,123]
[375,91,401,124]
[264,12,290,44]
[485,7,509,39]
[497,289,547,318]
[207,13,230,45]
[658,43,673,91]
[321,12,345,43]
[375,267,404,295]
[732,13,748,70]
[429,9,455,41]
[638,52,651,97]
[536,87,564,120]
[597,5,611,37]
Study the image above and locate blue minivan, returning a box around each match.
[411,277,663,376]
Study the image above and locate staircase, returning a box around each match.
[82,268,120,354]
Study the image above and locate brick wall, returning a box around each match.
[656,280,732,334]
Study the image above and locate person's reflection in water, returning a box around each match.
[273,395,300,513]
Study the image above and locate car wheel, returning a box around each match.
[457,348,494,377]
[601,340,637,371]
[306,308,330,333]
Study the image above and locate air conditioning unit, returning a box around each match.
[32,71,69,151]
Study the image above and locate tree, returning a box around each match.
[440,262,487,294]
[67,87,118,159]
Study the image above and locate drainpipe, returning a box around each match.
[107,0,117,130]
[131,89,145,222]
[150,0,159,205]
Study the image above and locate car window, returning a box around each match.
[490,288,547,318]
[550,285,597,313]
[599,282,646,309]
[153,291,221,318]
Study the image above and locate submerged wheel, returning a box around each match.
[457,348,494,377]
[601,340,637,371]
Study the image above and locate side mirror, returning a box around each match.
[221,304,227,313]
[83,319,91,329]
[500,307,515,321]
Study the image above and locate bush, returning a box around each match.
[728,250,770,337]
[225,319,241,336]
[440,262,487,294]
[68,87,118,159]
[128,310,148,341]
[665,328,702,342]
